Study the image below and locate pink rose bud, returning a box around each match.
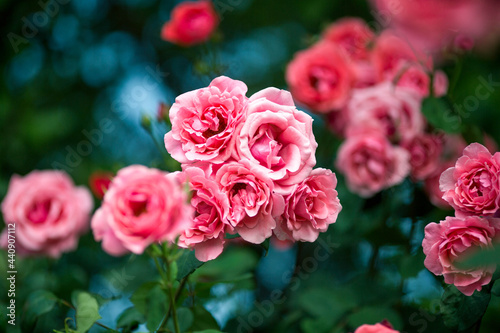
[88,171,113,200]
[91,165,193,256]
[423,215,500,296]
[1,170,93,258]
[161,0,219,46]
[354,323,399,333]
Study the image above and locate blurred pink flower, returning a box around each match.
[354,323,399,333]
[1,170,93,258]
[91,165,192,256]
[401,133,443,181]
[161,0,218,46]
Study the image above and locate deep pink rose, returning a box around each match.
[161,0,218,46]
[275,168,342,242]
[91,165,193,256]
[235,87,318,194]
[0,171,93,258]
[354,323,399,333]
[88,171,113,200]
[394,63,431,98]
[423,216,499,296]
[286,41,355,112]
[345,82,425,143]
[440,143,500,217]
[402,133,443,181]
[215,161,285,244]
[336,131,410,197]
[178,165,231,262]
[322,17,375,61]
[164,76,248,164]
[372,32,433,81]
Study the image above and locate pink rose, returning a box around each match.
[354,323,399,333]
[164,76,248,164]
[440,143,500,217]
[394,63,431,98]
[235,87,318,194]
[322,18,375,61]
[161,0,218,46]
[215,161,285,244]
[275,168,342,242]
[371,32,432,81]
[345,82,425,143]
[0,170,93,258]
[88,171,113,200]
[402,133,443,181]
[178,165,231,262]
[286,41,355,113]
[423,216,499,296]
[336,131,410,197]
[91,165,193,256]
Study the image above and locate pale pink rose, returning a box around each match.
[164,76,248,164]
[178,165,231,262]
[440,143,500,217]
[91,165,192,256]
[285,41,355,113]
[423,215,499,296]
[371,32,433,81]
[345,82,425,143]
[433,70,449,97]
[402,133,443,181]
[354,323,399,333]
[371,0,498,55]
[275,168,342,242]
[322,17,375,61]
[161,0,218,46]
[336,131,410,197]
[0,170,93,258]
[215,160,284,244]
[235,87,318,194]
[394,63,431,98]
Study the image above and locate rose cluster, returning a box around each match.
[286,17,454,198]
[423,143,500,296]
[164,76,342,261]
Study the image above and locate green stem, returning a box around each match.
[166,259,181,333]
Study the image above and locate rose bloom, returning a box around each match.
[402,133,443,181]
[322,17,375,61]
[235,87,317,194]
[433,70,449,97]
[440,143,500,217]
[178,165,231,262]
[88,170,113,199]
[286,41,354,113]
[423,215,499,296]
[394,63,431,98]
[164,76,248,164]
[345,82,425,143]
[215,161,284,244]
[336,131,410,197]
[275,168,342,242]
[161,0,218,46]
[371,32,432,81]
[0,170,93,258]
[354,323,399,333]
[91,165,193,256]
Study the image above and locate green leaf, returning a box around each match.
[192,330,224,333]
[457,245,500,269]
[347,306,402,330]
[176,249,204,281]
[116,307,146,332]
[25,290,58,318]
[399,251,425,279]
[130,281,159,315]
[301,316,335,333]
[421,97,461,133]
[130,281,167,331]
[74,292,101,333]
[167,307,193,332]
[190,305,220,331]
[440,285,491,331]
